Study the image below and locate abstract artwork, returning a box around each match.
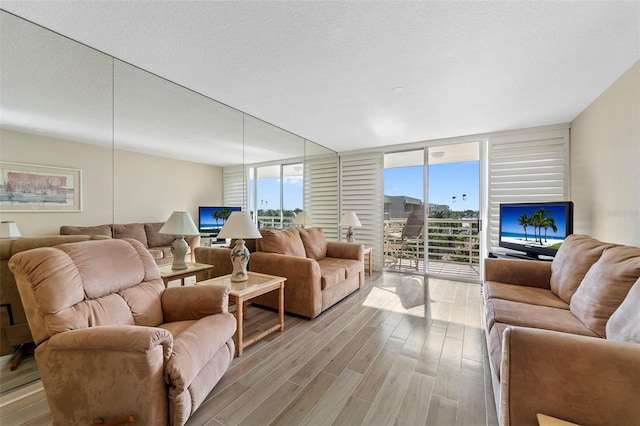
[0,162,82,212]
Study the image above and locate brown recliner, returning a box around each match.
[9,238,236,426]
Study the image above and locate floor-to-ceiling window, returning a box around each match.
[384,142,481,282]
[252,163,303,228]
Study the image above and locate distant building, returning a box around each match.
[384,195,451,219]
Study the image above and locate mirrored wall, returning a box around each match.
[1,10,337,233]
[0,9,338,391]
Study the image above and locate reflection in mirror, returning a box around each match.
[0,11,114,392]
[113,59,242,224]
[0,9,339,397]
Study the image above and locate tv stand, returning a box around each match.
[489,252,553,262]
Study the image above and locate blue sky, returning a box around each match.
[252,161,480,212]
[385,161,479,209]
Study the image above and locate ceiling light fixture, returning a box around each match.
[431,151,445,158]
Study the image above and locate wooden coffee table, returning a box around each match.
[197,271,286,356]
[158,262,214,287]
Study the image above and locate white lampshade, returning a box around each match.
[159,211,199,236]
[218,211,262,239]
[293,212,314,227]
[339,211,362,227]
[0,221,21,239]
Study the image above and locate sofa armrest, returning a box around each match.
[500,326,640,426]
[326,242,363,261]
[39,326,172,424]
[47,325,173,360]
[250,252,322,318]
[484,258,552,289]
[185,235,201,262]
[194,246,233,278]
[162,285,229,322]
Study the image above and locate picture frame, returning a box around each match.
[0,162,82,212]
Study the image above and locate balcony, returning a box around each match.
[384,218,481,280]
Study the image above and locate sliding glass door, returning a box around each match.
[426,142,481,281]
[384,142,481,282]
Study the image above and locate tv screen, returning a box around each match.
[198,206,241,235]
[499,201,574,260]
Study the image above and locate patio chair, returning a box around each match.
[387,212,424,270]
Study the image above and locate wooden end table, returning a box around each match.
[158,262,214,288]
[197,271,286,356]
[363,246,373,275]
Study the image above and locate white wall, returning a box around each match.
[0,129,223,235]
[570,60,640,246]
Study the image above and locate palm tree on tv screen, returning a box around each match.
[517,213,531,241]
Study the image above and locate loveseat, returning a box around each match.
[60,222,200,265]
[483,234,640,426]
[0,235,109,356]
[9,238,235,426]
[195,227,364,318]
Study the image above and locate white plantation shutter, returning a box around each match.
[223,165,247,211]
[488,128,570,251]
[305,154,340,241]
[340,152,384,271]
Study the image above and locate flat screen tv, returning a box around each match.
[499,201,574,260]
[198,206,241,236]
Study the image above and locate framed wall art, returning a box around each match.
[0,162,82,212]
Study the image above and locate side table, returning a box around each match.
[363,246,373,276]
[158,262,214,287]
[197,271,286,356]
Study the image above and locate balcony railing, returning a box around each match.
[385,218,481,277]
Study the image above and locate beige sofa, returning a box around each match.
[0,235,109,356]
[10,238,235,426]
[60,222,200,265]
[483,234,640,426]
[195,227,364,318]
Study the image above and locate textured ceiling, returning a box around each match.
[1,1,639,154]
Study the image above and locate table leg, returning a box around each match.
[278,283,285,331]
[235,295,244,356]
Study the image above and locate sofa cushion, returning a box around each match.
[484,281,569,309]
[549,234,613,303]
[485,298,598,337]
[606,278,640,343]
[299,227,328,260]
[317,258,362,290]
[145,222,176,248]
[570,245,640,337]
[113,223,148,248]
[258,228,306,258]
[60,224,112,237]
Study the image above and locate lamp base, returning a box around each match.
[170,236,189,270]
[230,239,250,282]
[346,226,355,243]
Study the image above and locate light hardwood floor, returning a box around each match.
[0,272,497,426]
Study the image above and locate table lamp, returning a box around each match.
[159,211,200,270]
[218,211,262,282]
[0,221,21,239]
[293,212,314,228]
[339,211,362,243]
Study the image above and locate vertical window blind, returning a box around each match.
[304,155,340,241]
[488,128,570,251]
[339,152,384,270]
[223,165,247,211]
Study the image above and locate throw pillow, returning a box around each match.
[549,234,613,303]
[298,227,328,260]
[112,223,149,248]
[570,245,640,337]
[606,277,640,343]
[258,228,306,258]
